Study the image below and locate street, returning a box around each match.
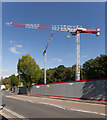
[1,91,106,119]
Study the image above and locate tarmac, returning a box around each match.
[1,91,107,119]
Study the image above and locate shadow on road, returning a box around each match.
[1,115,8,120]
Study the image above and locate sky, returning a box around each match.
[1,2,105,78]
[1,0,106,2]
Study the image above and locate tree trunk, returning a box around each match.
[13,87,15,93]
[26,87,29,95]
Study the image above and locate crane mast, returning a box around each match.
[6,22,100,81]
[76,32,80,80]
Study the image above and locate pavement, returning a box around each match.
[30,94,107,105]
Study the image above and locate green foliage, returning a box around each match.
[52,65,65,82]
[0,80,2,84]
[70,65,76,81]
[1,77,10,90]
[2,87,8,91]
[37,69,44,84]
[17,54,41,93]
[63,68,72,81]
[83,54,107,79]
[1,77,10,85]
[2,54,106,88]
[40,55,107,83]
[9,74,19,88]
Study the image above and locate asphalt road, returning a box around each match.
[2,91,106,119]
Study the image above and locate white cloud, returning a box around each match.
[57,59,62,63]
[9,40,24,54]
[9,42,23,54]
[52,58,62,63]
[1,69,10,73]
[9,40,14,43]
[0,69,10,78]
[0,69,17,78]
[82,55,87,58]
[16,44,23,48]
[9,46,21,54]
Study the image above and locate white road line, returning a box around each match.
[27,100,34,103]
[38,102,67,110]
[32,101,106,116]
[6,95,106,107]
[4,108,28,119]
[46,98,106,106]
[69,108,99,115]
[70,109,107,117]
[100,113,107,116]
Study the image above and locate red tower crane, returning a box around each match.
[43,31,54,56]
[43,31,54,84]
[6,22,100,82]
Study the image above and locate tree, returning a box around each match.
[37,69,44,84]
[83,55,107,79]
[9,74,19,91]
[63,68,72,81]
[52,65,65,82]
[35,54,107,84]
[70,65,76,81]
[1,77,10,85]
[17,54,41,94]
[63,65,83,81]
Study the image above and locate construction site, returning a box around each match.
[1,2,106,119]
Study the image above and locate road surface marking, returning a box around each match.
[6,96,105,106]
[5,95,106,116]
[6,95,106,107]
[45,97,106,106]
[100,113,107,116]
[33,101,106,116]
[27,100,34,103]
[34,101,107,117]
[38,102,67,110]
[70,109,98,114]
[4,108,28,119]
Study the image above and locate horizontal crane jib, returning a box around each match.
[6,22,100,36]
